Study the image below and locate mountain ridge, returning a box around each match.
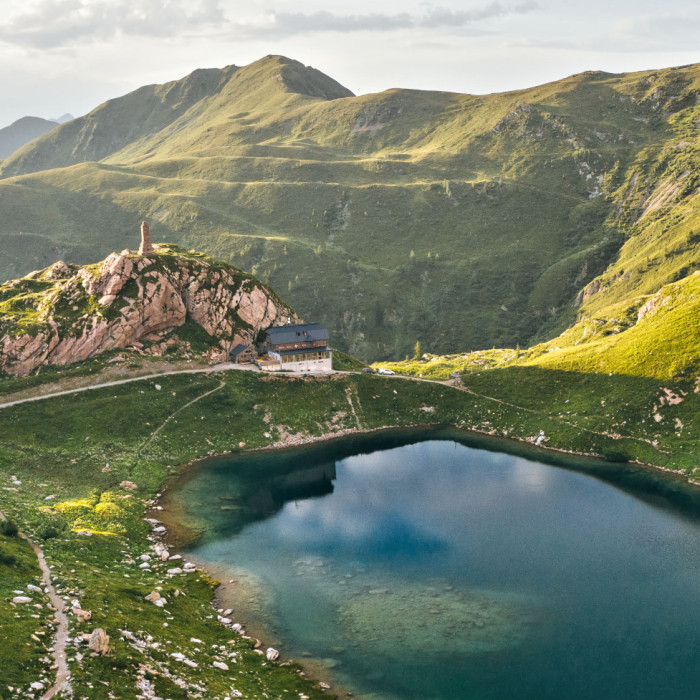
[0,56,354,178]
[0,56,697,360]
[0,116,60,159]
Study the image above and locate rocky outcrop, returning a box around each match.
[0,244,297,376]
[637,290,671,323]
[138,221,153,255]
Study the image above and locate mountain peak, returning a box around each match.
[237,55,355,101]
[0,115,60,159]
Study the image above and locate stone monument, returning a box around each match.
[138,221,153,255]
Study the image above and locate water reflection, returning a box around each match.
[168,434,700,700]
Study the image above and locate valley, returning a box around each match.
[0,54,698,699]
[0,56,697,360]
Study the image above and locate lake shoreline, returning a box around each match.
[153,422,700,698]
[158,421,700,541]
[156,429,700,699]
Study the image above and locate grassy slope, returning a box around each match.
[371,70,699,462]
[374,268,700,476]
[0,361,697,697]
[0,57,697,359]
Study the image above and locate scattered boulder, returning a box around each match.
[153,543,169,560]
[266,647,280,661]
[73,607,92,621]
[88,628,111,655]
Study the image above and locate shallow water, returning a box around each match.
[168,435,700,699]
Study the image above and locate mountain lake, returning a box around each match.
[161,430,700,699]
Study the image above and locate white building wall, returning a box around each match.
[267,356,333,373]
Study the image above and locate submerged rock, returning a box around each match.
[336,580,534,656]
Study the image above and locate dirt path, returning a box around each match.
[139,379,227,453]
[23,536,71,700]
[0,358,662,461]
[0,363,256,411]
[0,510,71,699]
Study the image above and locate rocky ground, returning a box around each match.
[0,244,295,377]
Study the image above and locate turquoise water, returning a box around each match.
[169,434,700,699]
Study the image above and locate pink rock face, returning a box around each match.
[78,252,134,299]
[0,248,296,376]
[237,286,272,327]
[0,332,53,376]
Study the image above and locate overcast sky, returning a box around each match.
[0,0,698,126]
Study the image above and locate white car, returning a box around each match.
[377,368,395,375]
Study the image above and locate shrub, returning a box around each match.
[37,525,61,540]
[602,448,630,463]
[0,548,17,566]
[0,519,19,537]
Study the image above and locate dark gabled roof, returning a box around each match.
[266,323,329,345]
[229,343,255,357]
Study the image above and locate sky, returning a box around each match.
[0,0,698,126]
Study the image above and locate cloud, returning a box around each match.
[0,0,224,49]
[605,13,700,50]
[0,1,543,49]
[234,3,541,38]
[502,10,700,54]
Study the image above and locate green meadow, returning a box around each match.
[0,57,697,360]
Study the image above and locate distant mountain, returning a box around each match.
[0,116,60,159]
[0,55,697,361]
[0,57,353,175]
[50,113,74,124]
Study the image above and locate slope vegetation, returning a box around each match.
[0,56,698,360]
